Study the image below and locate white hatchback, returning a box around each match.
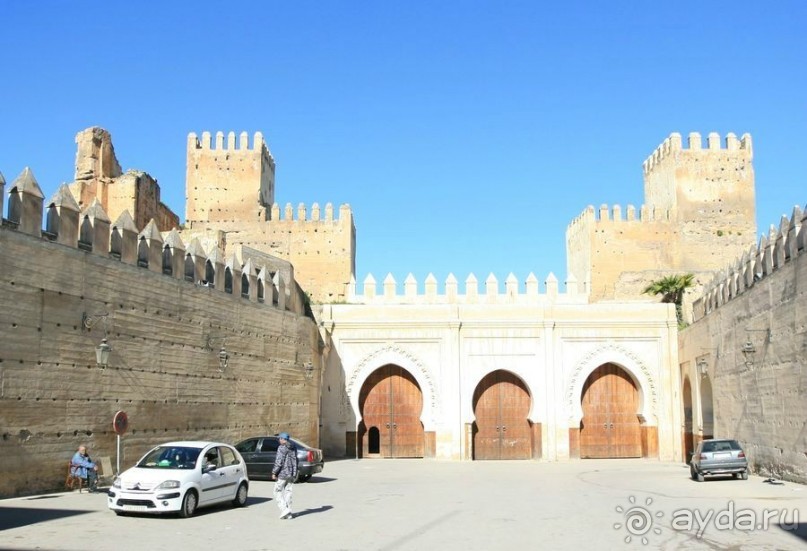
[108,441,249,518]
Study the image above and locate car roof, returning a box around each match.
[150,441,232,449]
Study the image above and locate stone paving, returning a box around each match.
[0,459,805,550]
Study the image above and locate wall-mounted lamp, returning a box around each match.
[696,358,709,377]
[95,338,112,368]
[206,335,229,371]
[83,312,111,367]
[304,362,314,379]
[741,341,756,366]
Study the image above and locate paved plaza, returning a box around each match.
[0,459,805,550]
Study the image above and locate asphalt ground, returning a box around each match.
[1,458,805,551]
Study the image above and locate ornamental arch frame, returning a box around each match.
[346,344,438,432]
[566,342,658,428]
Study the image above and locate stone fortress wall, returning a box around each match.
[0,162,321,497]
[679,205,807,483]
[183,131,356,304]
[567,132,756,304]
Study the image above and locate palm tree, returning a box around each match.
[643,273,695,328]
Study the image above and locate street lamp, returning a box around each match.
[95,338,112,368]
[206,335,229,371]
[83,312,112,368]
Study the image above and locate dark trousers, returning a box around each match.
[85,469,98,490]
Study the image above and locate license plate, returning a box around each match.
[713,452,731,459]
[123,505,149,511]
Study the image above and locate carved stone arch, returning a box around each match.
[463,368,539,424]
[566,342,658,427]
[347,344,438,431]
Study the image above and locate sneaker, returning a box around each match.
[281,512,293,519]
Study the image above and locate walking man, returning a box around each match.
[271,432,298,519]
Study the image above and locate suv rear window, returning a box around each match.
[702,440,741,453]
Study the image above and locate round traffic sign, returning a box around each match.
[113,411,129,435]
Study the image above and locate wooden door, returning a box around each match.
[580,364,642,458]
[360,365,424,458]
[473,370,532,460]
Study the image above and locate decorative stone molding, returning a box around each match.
[346,343,438,430]
[566,340,658,427]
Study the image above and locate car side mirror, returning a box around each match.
[203,463,217,473]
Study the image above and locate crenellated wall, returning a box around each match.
[567,132,757,303]
[345,271,586,304]
[680,203,807,483]
[183,131,355,304]
[0,174,322,498]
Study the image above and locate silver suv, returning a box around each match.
[690,438,748,482]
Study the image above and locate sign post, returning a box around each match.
[112,411,129,475]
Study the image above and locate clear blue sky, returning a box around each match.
[1,2,805,289]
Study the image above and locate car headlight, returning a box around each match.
[156,480,181,490]
[112,477,121,489]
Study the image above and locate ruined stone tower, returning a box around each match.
[566,132,756,302]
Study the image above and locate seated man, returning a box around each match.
[71,445,99,492]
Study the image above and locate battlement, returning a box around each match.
[188,130,273,157]
[269,202,353,222]
[566,203,673,233]
[642,132,752,175]
[693,202,806,320]
[346,272,588,305]
[1,173,299,314]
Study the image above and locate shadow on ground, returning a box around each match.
[778,522,807,544]
[293,505,333,518]
[0,507,94,531]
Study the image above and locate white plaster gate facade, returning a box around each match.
[316,274,682,462]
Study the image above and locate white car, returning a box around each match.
[108,441,249,518]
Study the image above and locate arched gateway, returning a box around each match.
[358,364,425,458]
[472,370,532,460]
[579,363,642,458]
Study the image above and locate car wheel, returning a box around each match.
[233,482,248,507]
[298,474,311,483]
[690,465,698,481]
[114,510,127,516]
[741,471,748,480]
[180,490,198,518]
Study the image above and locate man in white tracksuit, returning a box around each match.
[271,432,298,519]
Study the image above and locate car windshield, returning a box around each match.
[137,446,202,469]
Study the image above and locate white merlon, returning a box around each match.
[348,273,590,304]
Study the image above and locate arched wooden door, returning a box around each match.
[580,364,642,458]
[473,370,532,460]
[359,365,424,458]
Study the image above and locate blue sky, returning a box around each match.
[1,2,805,290]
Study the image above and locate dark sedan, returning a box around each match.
[235,435,324,482]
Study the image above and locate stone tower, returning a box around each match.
[181,131,355,303]
[566,132,756,302]
[185,131,276,227]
